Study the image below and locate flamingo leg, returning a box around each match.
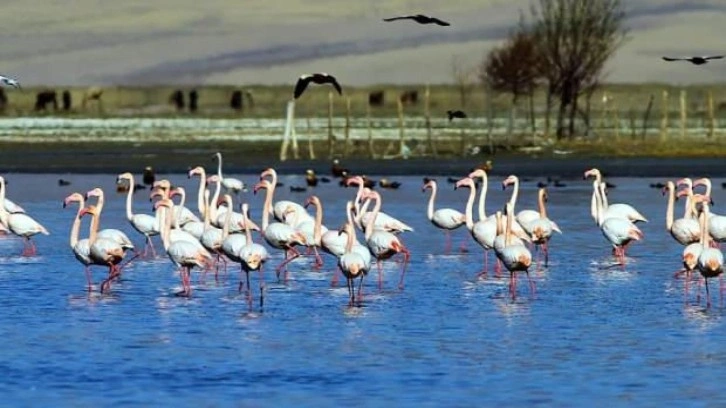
[376,260,383,290]
[330,266,341,287]
[543,241,549,268]
[245,271,253,307]
[276,247,301,283]
[495,259,502,278]
[477,251,488,278]
[238,265,246,293]
[705,277,712,308]
[526,270,536,297]
[397,249,410,291]
[444,230,452,255]
[347,278,354,306]
[258,266,266,311]
[84,266,93,291]
[356,274,365,305]
[509,271,517,299]
[312,246,324,270]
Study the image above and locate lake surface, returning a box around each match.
[1,173,725,406]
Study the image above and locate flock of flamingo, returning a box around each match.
[0,153,724,308]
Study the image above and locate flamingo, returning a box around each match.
[347,176,413,234]
[695,199,724,306]
[151,180,200,226]
[692,178,726,244]
[253,179,307,282]
[213,152,246,194]
[423,179,465,254]
[187,166,209,219]
[501,175,542,241]
[63,193,94,290]
[79,205,125,293]
[0,176,49,256]
[520,188,562,266]
[155,199,213,297]
[199,193,231,274]
[662,181,700,246]
[496,202,534,298]
[454,177,499,276]
[338,219,369,306]
[593,180,643,265]
[3,197,24,214]
[584,168,648,224]
[299,195,331,268]
[84,187,135,253]
[237,203,269,310]
[117,172,159,257]
[259,167,312,226]
[677,194,705,285]
[360,189,410,290]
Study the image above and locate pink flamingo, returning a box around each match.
[117,172,159,257]
[85,187,135,253]
[501,175,541,241]
[63,193,94,290]
[151,180,200,226]
[79,205,125,293]
[259,168,313,226]
[423,179,465,254]
[584,168,648,224]
[692,178,726,245]
[520,188,562,266]
[360,189,410,290]
[253,179,307,282]
[662,181,700,246]
[0,176,49,256]
[695,199,724,306]
[338,219,369,306]
[199,193,231,274]
[593,180,643,265]
[455,177,499,277]
[238,203,270,309]
[347,176,413,234]
[155,198,213,297]
[496,202,535,299]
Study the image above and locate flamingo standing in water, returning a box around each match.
[79,205,125,293]
[63,193,94,290]
[695,199,724,306]
[584,168,648,224]
[151,180,200,226]
[155,198,213,297]
[455,177,499,277]
[213,152,246,194]
[423,179,465,254]
[117,172,159,257]
[338,219,369,306]
[84,187,135,253]
[199,193,232,274]
[259,167,312,226]
[346,176,413,234]
[237,203,269,310]
[253,179,307,282]
[501,175,541,241]
[520,188,562,267]
[300,195,332,268]
[360,189,410,290]
[496,202,534,299]
[662,181,700,246]
[593,180,643,265]
[692,178,726,245]
[0,176,49,256]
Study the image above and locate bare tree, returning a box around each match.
[529,0,627,139]
[451,55,476,108]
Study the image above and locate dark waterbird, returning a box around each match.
[662,55,724,65]
[447,110,467,121]
[331,159,349,178]
[293,73,342,99]
[383,14,450,26]
[142,166,155,185]
[379,178,402,190]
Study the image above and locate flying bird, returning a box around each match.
[447,110,467,121]
[293,73,342,99]
[0,75,21,89]
[662,55,724,65]
[383,14,450,26]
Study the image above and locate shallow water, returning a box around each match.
[1,173,725,406]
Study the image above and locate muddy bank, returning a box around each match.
[0,142,724,178]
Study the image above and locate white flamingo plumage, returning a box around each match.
[338,220,369,306]
[423,179,465,254]
[0,176,49,256]
[584,168,648,224]
[214,152,246,194]
[695,199,724,306]
[496,202,535,298]
[84,187,134,253]
[455,177,499,276]
[79,205,125,293]
[501,175,541,242]
[346,176,413,234]
[360,189,410,290]
[593,180,643,265]
[199,194,231,272]
[152,180,200,226]
[254,179,307,282]
[692,178,726,244]
[3,198,24,214]
[663,181,700,246]
[237,203,269,310]
[299,195,331,268]
[519,188,562,266]
[63,193,94,289]
[259,167,313,226]
[117,172,159,257]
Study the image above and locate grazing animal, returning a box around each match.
[81,86,103,111]
[62,90,72,111]
[294,73,342,99]
[383,14,450,26]
[169,90,185,111]
[188,90,198,113]
[662,55,724,65]
[447,110,467,121]
[34,90,58,111]
[368,90,385,106]
[399,90,418,105]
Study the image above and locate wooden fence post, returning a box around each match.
[367,103,375,159]
[680,90,687,139]
[708,90,715,138]
[307,116,315,160]
[424,85,437,157]
[660,90,669,141]
[641,94,654,140]
[280,99,295,161]
[327,91,335,158]
[343,97,351,157]
[612,99,620,141]
[397,98,405,156]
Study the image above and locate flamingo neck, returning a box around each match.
[69,203,83,249]
[124,176,135,222]
[476,174,488,221]
[345,222,355,252]
[354,182,365,214]
[505,204,514,246]
[0,178,6,225]
[162,204,173,251]
[507,177,519,213]
[594,181,605,226]
[538,190,547,219]
[599,183,609,209]
[222,196,233,239]
[312,200,323,246]
[210,178,221,221]
[216,154,223,179]
[243,207,253,244]
[356,198,372,228]
[425,183,437,221]
[196,170,207,218]
[590,182,598,222]
[261,186,272,231]
[701,205,710,246]
[364,196,381,241]
[88,211,99,244]
[266,172,278,216]
[463,183,476,230]
[665,185,675,231]
[94,192,105,227]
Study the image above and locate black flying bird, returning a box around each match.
[662,55,724,65]
[382,14,450,26]
[293,73,343,99]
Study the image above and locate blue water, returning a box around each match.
[1,173,725,406]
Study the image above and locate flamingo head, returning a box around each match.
[454,177,473,190]
[345,176,364,187]
[85,187,103,200]
[692,194,711,205]
[245,253,263,269]
[540,188,549,203]
[253,180,270,195]
[468,169,487,179]
[675,188,688,200]
[212,152,222,162]
[153,199,173,211]
[149,187,166,202]
[583,168,600,180]
[676,178,693,189]
[78,205,98,218]
[63,193,84,208]
[188,166,204,179]
[216,194,232,208]
[693,177,711,192]
[502,175,518,190]
[153,179,171,190]
[360,189,379,201]
[662,181,675,197]
[259,168,275,181]
[303,195,318,208]
[422,180,434,192]
[169,187,184,199]
[116,172,133,184]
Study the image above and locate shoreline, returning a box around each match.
[1,142,724,177]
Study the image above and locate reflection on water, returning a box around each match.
[1,174,726,405]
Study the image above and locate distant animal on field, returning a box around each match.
[368,90,385,107]
[81,86,103,112]
[169,90,185,111]
[294,73,342,99]
[662,55,724,65]
[382,14,450,26]
[62,90,72,111]
[230,90,254,111]
[399,90,418,105]
[34,90,58,111]
[0,89,7,112]
[447,110,467,121]
[188,90,198,113]
[0,75,21,89]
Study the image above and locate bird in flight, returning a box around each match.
[0,75,21,89]
[662,55,724,65]
[293,73,342,99]
[382,14,450,26]
[447,110,467,121]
